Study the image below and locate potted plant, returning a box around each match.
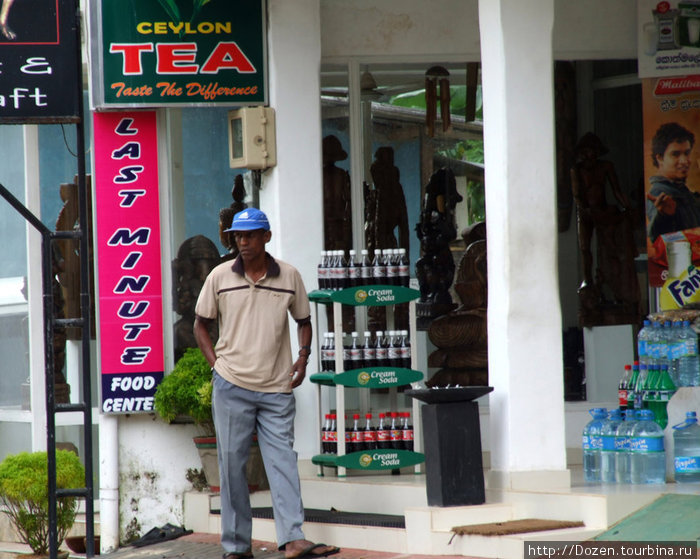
[154,347,268,493]
[153,347,219,490]
[0,449,85,558]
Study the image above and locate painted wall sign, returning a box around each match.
[0,0,80,122]
[90,0,266,108]
[641,76,700,286]
[639,0,700,78]
[93,111,164,414]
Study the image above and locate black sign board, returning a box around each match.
[0,0,80,123]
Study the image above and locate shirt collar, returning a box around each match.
[231,252,280,278]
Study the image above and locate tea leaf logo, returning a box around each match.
[155,0,215,37]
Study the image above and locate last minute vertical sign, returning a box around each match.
[94,111,164,414]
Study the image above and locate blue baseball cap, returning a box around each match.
[225,208,270,232]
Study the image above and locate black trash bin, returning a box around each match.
[406,386,493,507]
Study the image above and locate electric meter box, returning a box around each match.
[227,107,277,169]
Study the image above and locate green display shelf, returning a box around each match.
[311,448,425,470]
[308,285,420,306]
[309,367,423,388]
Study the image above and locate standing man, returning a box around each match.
[194,208,339,559]
[647,122,700,241]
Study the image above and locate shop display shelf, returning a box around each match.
[310,367,423,388]
[311,448,425,470]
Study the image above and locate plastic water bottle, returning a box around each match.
[615,409,637,484]
[678,321,700,387]
[658,321,672,371]
[582,407,607,483]
[629,409,665,484]
[601,408,623,483]
[648,321,662,368]
[673,412,700,483]
[637,319,653,371]
[668,321,683,387]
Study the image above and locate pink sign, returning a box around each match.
[94,111,164,414]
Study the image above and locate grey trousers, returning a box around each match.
[212,372,305,553]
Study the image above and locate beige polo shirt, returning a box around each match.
[195,253,310,393]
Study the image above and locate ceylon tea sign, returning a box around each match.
[94,111,164,414]
[89,0,266,107]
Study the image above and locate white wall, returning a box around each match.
[321,0,637,61]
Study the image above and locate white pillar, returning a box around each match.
[262,0,323,458]
[479,0,570,490]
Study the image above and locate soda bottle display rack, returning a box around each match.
[308,285,425,477]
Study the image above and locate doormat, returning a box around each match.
[594,494,700,542]
[452,518,584,537]
[250,507,405,528]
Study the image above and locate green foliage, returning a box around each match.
[154,347,214,436]
[0,450,85,555]
[390,85,483,121]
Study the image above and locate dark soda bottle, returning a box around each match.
[329,413,337,454]
[375,330,388,367]
[398,248,410,287]
[372,248,385,285]
[321,413,331,453]
[349,331,362,371]
[401,412,414,451]
[376,412,390,449]
[390,412,402,450]
[347,249,360,288]
[387,330,401,368]
[349,413,363,453]
[399,330,411,369]
[363,413,376,450]
[362,331,375,368]
[385,248,398,286]
[318,250,329,290]
[360,249,372,286]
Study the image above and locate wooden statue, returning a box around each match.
[322,135,352,251]
[426,222,488,387]
[219,174,248,261]
[571,133,640,327]
[172,235,221,361]
[415,167,462,325]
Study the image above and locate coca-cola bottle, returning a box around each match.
[320,333,329,371]
[329,413,337,454]
[349,413,363,453]
[321,413,331,453]
[349,331,362,371]
[327,250,338,290]
[363,413,376,450]
[401,412,414,451]
[342,332,351,371]
[375,330,388,367]
[390,412,402,450]
[344,415,351,453]
[385,248,397,286]
[347,249,360,288]
[398,248,410,287]
[388,330,401,368]
[360,249,372,286]
[372,248,385,285]
[376,412,390,449]
[399,330,411,369]
[318,250,329,290]
[327,332,336,373]
[362,331,375,368]
[338,250,348,290]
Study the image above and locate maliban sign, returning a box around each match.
[90,0,266,107]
